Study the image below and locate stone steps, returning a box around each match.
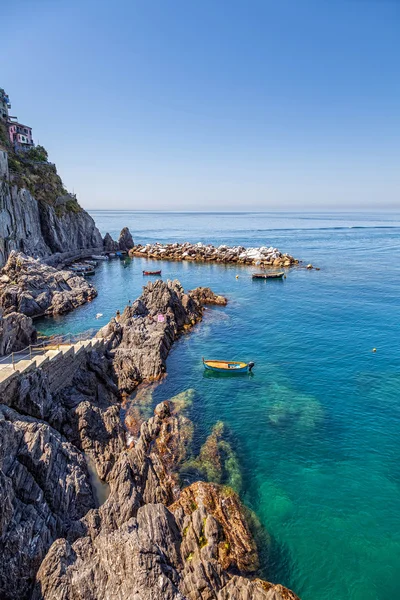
[0,336,106,393]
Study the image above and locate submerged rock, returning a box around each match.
[183,421,243,493]
[0,251,97,318]
[267,382,324,430]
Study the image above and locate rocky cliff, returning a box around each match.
[0,280,300,600]
[0,121,104,267]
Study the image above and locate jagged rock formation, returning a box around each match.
[118,226,134,251]
[0,309,36,355]
[0,181,103,268]
[32,401,299,600]
[0,251,97,319]
[130,241,299,268]
[0,404,96,600]
[100,279,226,392]
[102,231,118,252]
[0,279,299,600]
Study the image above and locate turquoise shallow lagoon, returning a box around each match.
[37,211,400,600]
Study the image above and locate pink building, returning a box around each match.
[8,120,34,148]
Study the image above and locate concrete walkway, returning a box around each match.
[0,337,104,388]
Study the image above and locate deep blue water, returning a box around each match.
[37,211,400,600]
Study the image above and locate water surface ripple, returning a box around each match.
[37,211,400,600]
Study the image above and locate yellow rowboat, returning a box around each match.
[202,358,255,373]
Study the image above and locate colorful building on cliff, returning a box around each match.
[0,144,9,179]
[8,119,34,151]
[0,89,11,121]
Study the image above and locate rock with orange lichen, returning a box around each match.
[170,481,258,574]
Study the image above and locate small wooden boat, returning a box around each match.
[252,272,285,280]
[143,270,162,276]
[203,358,255,373]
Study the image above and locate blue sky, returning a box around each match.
[2,0,400,210]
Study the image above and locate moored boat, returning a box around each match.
[92,254,109,261]
[203,358,255,373]
[143,270,162,276]
[252,272,285,280]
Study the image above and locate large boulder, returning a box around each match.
[0,309,36,356]
[118,227,134,251]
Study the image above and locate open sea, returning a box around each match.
[37,211,400,600]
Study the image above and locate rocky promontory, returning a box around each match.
[0,251,97,320]
[101,279,226,392]
[0,278,300,600]
[130,241,299,267]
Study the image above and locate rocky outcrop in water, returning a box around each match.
[0,278,299,600]
[32,401,299,600]
[0,251,97,318]
[130,241,299,267]
[100,279,225,392]
[0,309,36,355]
[118,226,134,251]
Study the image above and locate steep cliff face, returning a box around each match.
[0,180,103,267]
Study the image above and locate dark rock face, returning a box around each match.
[0,251,97,318]
[102,232,118,252]
[100,279,206,392]
[0,309,36,355]
[118,226,134,251]
[0,181,104,268]
[0,404,96,600]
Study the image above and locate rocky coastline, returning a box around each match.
[0,251,97,319]
[0,279,300,600]
[130,241,299,268]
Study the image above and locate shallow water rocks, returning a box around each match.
[189,286,228,306]
[130,241,299,267]
[0,251,97,318]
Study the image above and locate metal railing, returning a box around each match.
[0,328,105,372]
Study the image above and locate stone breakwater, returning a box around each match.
[130,241,299,267]
[0,279,300,600]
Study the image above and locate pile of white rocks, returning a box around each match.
[130,241,299,267]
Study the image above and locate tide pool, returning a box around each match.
[37,211,400,600]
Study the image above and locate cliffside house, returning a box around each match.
[0,89,11,121]
[8,118,34,151]
[0,144,8,179]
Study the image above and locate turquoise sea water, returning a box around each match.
[37,211,400,600]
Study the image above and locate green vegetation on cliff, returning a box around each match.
[1,120,82,215]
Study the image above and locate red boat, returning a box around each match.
[143,270,162,276]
